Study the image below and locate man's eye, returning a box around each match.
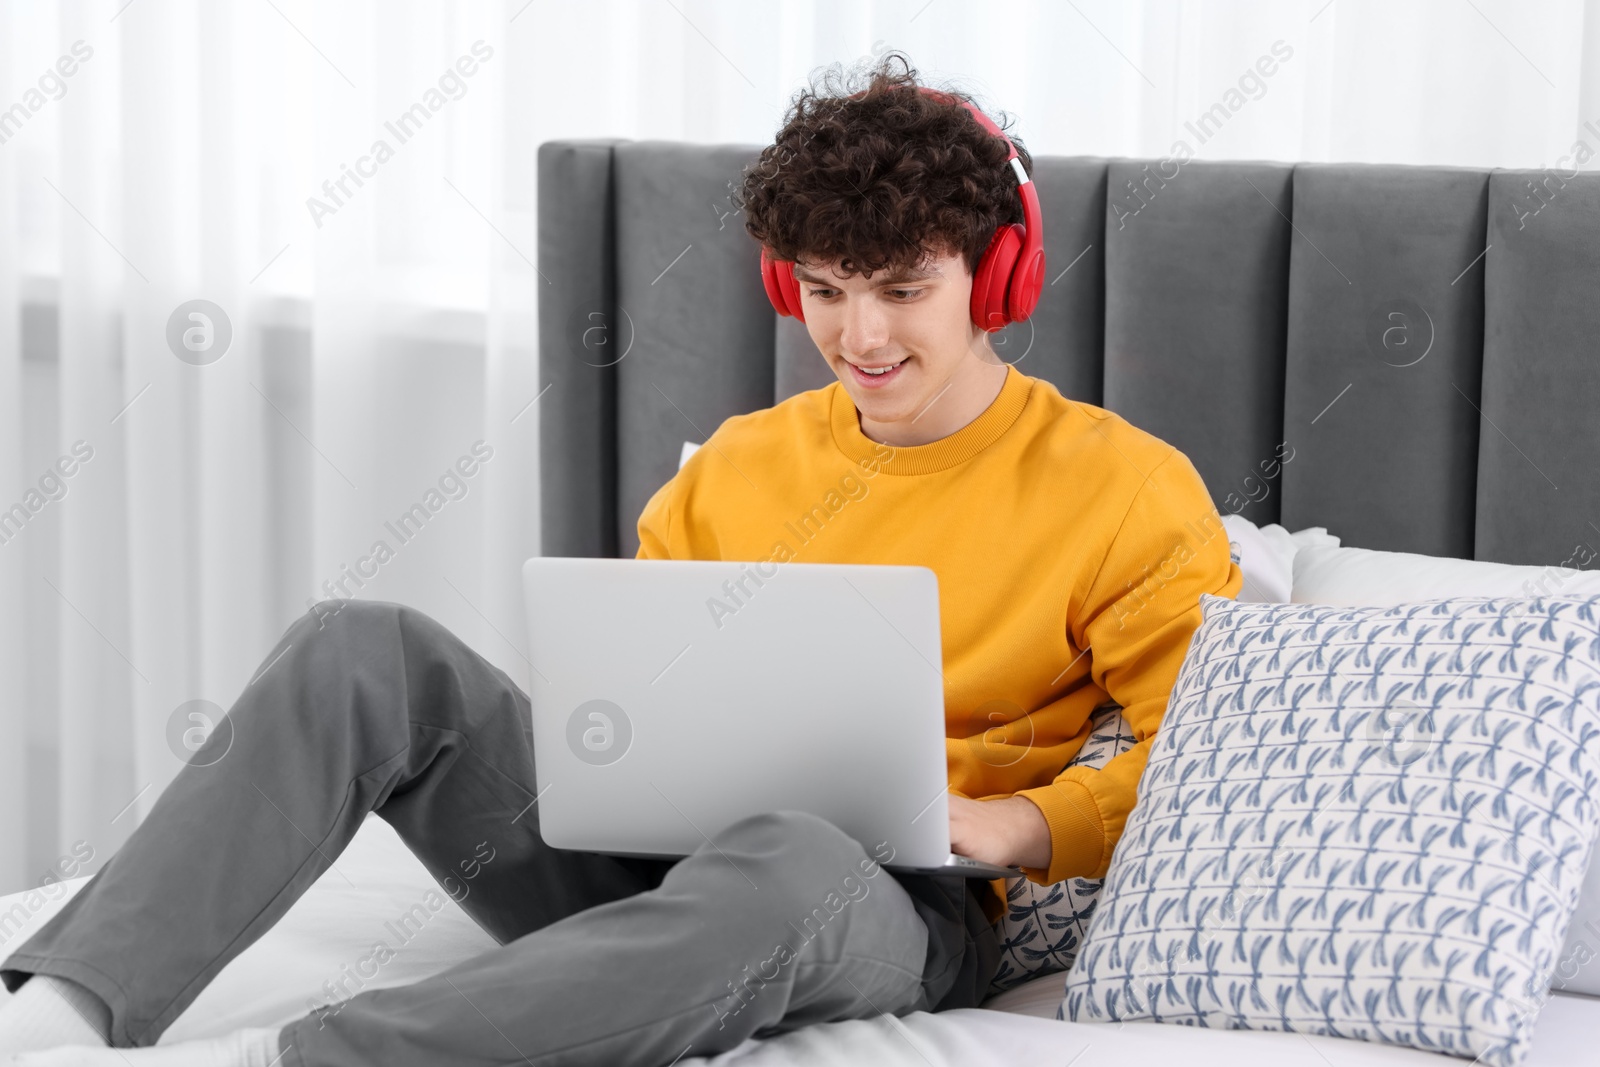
[805,288,921,300]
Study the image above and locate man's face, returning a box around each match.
[792,245,998,440]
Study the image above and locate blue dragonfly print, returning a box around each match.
[1059,594,1600,1067]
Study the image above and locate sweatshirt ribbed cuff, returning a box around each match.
[1015,777,1106,885]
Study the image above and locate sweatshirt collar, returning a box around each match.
[829,362,1034,476]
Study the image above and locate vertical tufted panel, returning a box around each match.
[1102,159,1292,526]
[774,314,833,402]
[613,142,776,558]
[1477,169,1600,568]
[1023,157,1109,406]
[537,139,626,558]
[1279,164,1488,558]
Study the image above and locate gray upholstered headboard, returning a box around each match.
[537,139,1599,571]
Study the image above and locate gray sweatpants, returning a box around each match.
[0,599,1000,1066]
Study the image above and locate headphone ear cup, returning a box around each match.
[777,259,805,322]
[970,223,1023,332]
[1008,246,1046,323]
[760,247,806,322]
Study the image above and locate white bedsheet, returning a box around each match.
[677,975,1598,1067]
[0,815,1593,1065]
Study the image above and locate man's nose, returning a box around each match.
[838,294,889,355]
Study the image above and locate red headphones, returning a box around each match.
[759,86,1045,333]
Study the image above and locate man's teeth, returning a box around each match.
[860,360,904,375]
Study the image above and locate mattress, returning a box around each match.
[0,815,1593,1065]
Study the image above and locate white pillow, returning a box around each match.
[1295,544,1600,607]
[1220,515,1339,603]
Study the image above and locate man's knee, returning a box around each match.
[279,599,413,698]
[297,598,458,666]
[306,599,467,658]
[303,597,401,636]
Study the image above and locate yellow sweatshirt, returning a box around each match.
[634,361,1243,925]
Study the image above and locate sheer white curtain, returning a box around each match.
[0,0,1595,895]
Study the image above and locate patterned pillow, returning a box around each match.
[1061,594,1600,1067]
[988,700,1137,993]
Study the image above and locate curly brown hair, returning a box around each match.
[731,50,1033,281]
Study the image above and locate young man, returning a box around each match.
[0,55,1240,1067]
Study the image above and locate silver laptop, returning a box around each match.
[520,556,1022,880]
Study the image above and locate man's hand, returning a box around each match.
[948,794,1050,872]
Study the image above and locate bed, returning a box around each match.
[0,814,1593,1064]
[525,140,1600,1064]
